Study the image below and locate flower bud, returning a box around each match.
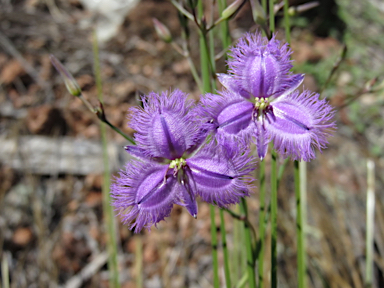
[186,0,198,9]
[250,0,267,25]
[221,0,245,21]
[50,55,81,97]
[152,18,172,43]
[288,1,319,16]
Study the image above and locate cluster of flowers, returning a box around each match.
[111,32,335,232]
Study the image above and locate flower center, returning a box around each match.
[253,97,273,122]
[254,97,270,110]
[169,158,187,175]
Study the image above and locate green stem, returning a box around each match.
[277,158,289,189]
[208,31,217,90]
[283,0,290,43]
[1,253,10,288]
[269,0,275,34]
[197,1,219,287]
[365,159,375,287]
[240,198,256,288]
[294,161,306,288]
[186,54,203,91]
[220,209,232,288]
[270,2,277,284]
[135,235,143,288]
[271,150,278,288]
[236,271,249,288]
[256,156,288,287]
[262,0,267,11]
[103,118,135,144]
[257,160,266,288]
[218,0,231,53]
[180,27,203,91]
[93,31,120,288]
[233,205,245,282]
[198,1,212,93]
[210,205,220,288]
[216,6,231,283]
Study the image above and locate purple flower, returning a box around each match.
[111,90,255,232]
[223,32,304,100]
[199,33,336,161]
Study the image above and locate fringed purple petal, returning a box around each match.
[217,73,252,99]
[266,90,336,161]
[124,145,166,163]
[111,160,178,233]
[198,90,255,148]
[186,145,256,207]
[129,90,201,159]
[227,32,301,99]
[273,73,304,99]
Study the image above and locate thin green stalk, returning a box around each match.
[269,0,275,34]
[218,0,231,56]
[216,3,231,285]
[198,1,212,93]
[270,2,277,285]
[257,160,266,288]
[294,160,306,288]
[283,0,290,43]
[197,1,219,287]
[262,0,267,11]
[271,150,278,288]
[93,31,120,288]
[233,205,246,282]
[210,205,220,288]
[220,209,232,288]
[1,253,9,288]
[135,235,143,288]
[240,198,256,288]
[365,159,375,288]
[103,117,135,144]
[179,28,203,91]
[236,271,249,288]
[277,158,289,189]
[208,22,217,91]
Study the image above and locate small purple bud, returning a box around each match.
[288,1,319,16]
[152,18,172,43]
[50,55,81,97]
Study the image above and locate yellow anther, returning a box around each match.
[169,160,177,169]
[169,158,186,170]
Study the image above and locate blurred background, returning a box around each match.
[0,0,384,287]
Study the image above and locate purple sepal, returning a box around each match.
[176,168,198,218]
[254,121,269,161]
[265,90,336,161]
